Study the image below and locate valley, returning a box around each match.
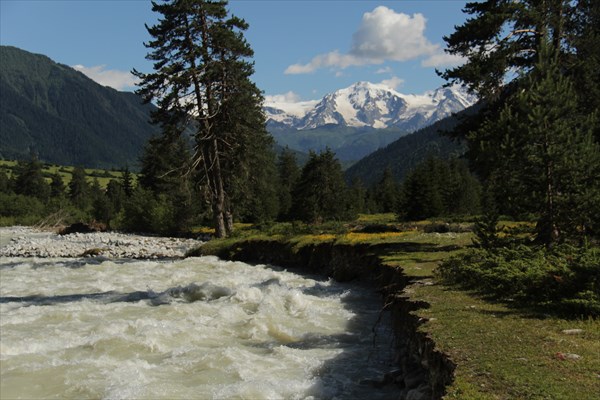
[1,46,475,170]
[1,0,599,398]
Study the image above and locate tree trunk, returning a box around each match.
[212,205,226,239]
[225,210,234,236]
[184,11,229,238]
[538,126,560,246]
[209,137,227,238]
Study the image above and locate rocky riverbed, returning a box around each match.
[0,227,203,259]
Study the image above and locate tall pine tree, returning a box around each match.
[134,0,268,238]
[291,149,353,224]
[485,44,599,242]
[440,0,600,243]
[68,166,90,210]
[276,147,300,221]
[14,157,49,200]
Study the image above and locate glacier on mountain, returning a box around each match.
[264,81,477,132]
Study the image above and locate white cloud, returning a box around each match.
[264,91,302,104]
[72,64,139,91]
[285,51,365,74]
[285,6,439,75]
[376,66,392,74]
[379,76,404,90]
[350,6,437,61]
[421,51,465,68]
[264,91,318,117]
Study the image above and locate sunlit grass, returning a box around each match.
[356,213,397,224]
[339,231,413,244]
[0,160,134,189]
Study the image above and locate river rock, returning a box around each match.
[59,222,106,235]
[404,369,428,389]
[405,383,433,400]
[561,329,583,335]
[0,227,203,259]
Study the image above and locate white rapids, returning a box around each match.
[0,231,396,399]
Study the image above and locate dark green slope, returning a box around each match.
[0,46,159,168]
[344,113,467,186]
[270,124,409,164]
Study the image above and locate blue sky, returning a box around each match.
[1,0,470,102]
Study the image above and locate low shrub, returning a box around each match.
[0,193,46,225]
[437,244,600,317]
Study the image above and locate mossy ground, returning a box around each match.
[193,215,600,399]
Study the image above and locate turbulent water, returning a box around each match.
[0,247,397,398]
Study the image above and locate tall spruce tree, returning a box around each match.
[484,45,599,242]
[440,0,575,98]
[291,149,353,223]
[68,166,90,210]
[138,133,201,232]
[14,157,49,200]
[218,83,279,225]
[348,177,367,216]
[398,157,481,221]
[399,158,444,221]
[49,173,65,198]
[568,0,600,142]
[121,166,134,198]
[440,0,599,243]
[134,0,268,238]
[139,134,192,195]
[372,166,400,213]
[0,170,12,194]
[276,147,300,221]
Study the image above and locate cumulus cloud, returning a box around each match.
[264,91,302,104]
[421,51,465,68]
[264,91,318,117]
[285,6,439,74]
[350,6,437,61]
[379,76,405,90]
[72,64,139,91]
[376,66,393,74]
[285,51,365,74]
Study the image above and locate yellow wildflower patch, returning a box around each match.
[307,234,337,242]
[342,231,411,243]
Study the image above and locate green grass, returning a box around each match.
[193,217,600,399]
[0,160,135,189]
[416,285,600,399]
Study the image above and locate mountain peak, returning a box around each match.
[349,80,386,90]
[264,81,477,131]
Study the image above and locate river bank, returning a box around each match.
[193,229,600,400]
[0,226,203,258]
[193,237,454,399]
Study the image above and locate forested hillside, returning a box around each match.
[344,112,466,185]
[271,125,408,164]
[0,46,159,168]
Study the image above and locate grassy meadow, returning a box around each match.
[0,160,134,188]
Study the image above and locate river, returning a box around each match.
[0,232,397,399]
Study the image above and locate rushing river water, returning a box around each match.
[0,248,397,399]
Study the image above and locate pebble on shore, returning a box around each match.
[0,227,203,259]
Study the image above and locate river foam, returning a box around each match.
[1,249,396,399]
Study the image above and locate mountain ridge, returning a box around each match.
[264,81,477,132]
[0,45,159,169]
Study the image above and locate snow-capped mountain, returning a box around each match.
[264,81,477,132]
